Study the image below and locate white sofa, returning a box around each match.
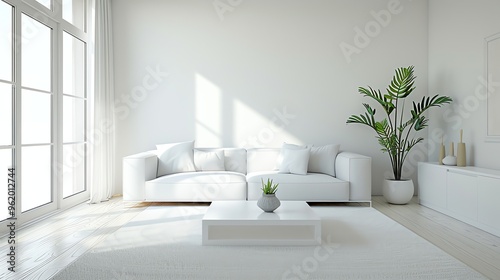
[123,147,371,203]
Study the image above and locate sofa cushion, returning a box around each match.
[146,171,247,202]
[308,144,340,177]
[152,171,246,184]
[194,150,225,171]
[247,171,339,184]
[156,140,195,177]
[223,148,247,174]
[246,171,349,201]
[278,147,310,175]
[275,143,306,169]
[195,148,247,174]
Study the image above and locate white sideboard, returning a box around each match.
[418,162,500,237]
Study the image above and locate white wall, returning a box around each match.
[428,0,500,171]
[112,0,429,195]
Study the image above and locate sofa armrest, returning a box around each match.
[123,150,158,201]
[335,152,372,202]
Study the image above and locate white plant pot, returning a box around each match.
[383,179,414,205]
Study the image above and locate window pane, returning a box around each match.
[63,96,85,142]
[22,89,51,144]
[0,149,13,221]
[0,83,12,146]
[63,143,85,198]
[35,0,51,10]
[0,2,12,82]
[63,32,85,97]
[63,0,85,30]
[22,145,51,212]
[22,14,51,92]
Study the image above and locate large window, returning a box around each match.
[62,31,87,198]
[0,0,91,233]
[21,14,53,212]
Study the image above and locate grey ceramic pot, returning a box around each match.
[257,193,281,212]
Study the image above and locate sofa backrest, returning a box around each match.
[246,148,281,173]
[194,148,247,174]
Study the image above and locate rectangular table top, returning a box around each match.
[202,201,320,223]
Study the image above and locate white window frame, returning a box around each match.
[0,0,92,235]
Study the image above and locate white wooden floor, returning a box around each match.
[373,196,500,279]
[0,196,499,280]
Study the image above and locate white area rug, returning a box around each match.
[53,205,485,279]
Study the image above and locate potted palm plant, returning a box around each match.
[347,66,452,204]
[257,178,281,212]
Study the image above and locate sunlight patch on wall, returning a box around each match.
[233,99,301,148]
[195,73,222,146]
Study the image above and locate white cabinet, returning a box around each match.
[447,171,477,222]
[418,163,447,211]
[478,176,500,231]
[418,162,500,237]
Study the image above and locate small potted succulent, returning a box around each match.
[257,178,281,212]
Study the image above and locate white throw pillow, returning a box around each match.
[308,144,340,177]
[279,147,310,175]
[156,141,196,177]
[194,150,225,171]
[275,143,306,170]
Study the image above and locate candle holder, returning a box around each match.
[439,138,445,165]
[457,129,466,167]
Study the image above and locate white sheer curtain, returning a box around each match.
[90,0,115,203]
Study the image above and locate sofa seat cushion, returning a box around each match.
[151,171,246,184]
[246,171,349,201]
[145,171,247,202]
[247,171,341,184]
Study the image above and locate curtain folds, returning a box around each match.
[90,0,115,204]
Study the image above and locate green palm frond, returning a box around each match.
[387,66,416,99]
[346,66,452,180]
[358,87,395,115]
[405,137,424,152]
[347,103,377,129]
[414,116,428,131]
[411,95,453,118]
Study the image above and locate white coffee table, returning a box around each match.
[202,201,321,246]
